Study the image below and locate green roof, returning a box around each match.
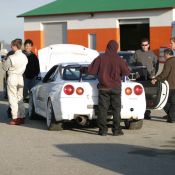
[18,0,175,17]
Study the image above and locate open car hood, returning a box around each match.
[38,44,99,77]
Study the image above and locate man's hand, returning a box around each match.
[151,79,157,85]
[80,67,88,74]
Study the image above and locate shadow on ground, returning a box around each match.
[55,143,175,175]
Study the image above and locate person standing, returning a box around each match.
[23,39,40,101]
[3,50,15,99]
[88,40,130,136]
[134,38,158,119]
[134,38,158,80]
[170,37,175,55]
[151,49,175,123]
[2,39,28,125]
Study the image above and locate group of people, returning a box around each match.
[88,37,175,136]
[2,38,40,125]
[2,37,175,135]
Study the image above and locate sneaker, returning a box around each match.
[18,118,25,124]
[9,118,21,125]
[144,110,151,120]
[113,130,124,136]
[167,118,173,123]
[144,116,151,120]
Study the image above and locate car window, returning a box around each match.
[118,52,136,66]
[62,66,96,81]
[42,65,59,83]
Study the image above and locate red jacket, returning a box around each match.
[88,40,130,89]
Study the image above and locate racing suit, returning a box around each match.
[2,50,28,119]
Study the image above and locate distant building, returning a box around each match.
[18,0,175,54]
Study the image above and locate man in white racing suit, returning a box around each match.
[2,39,28,125]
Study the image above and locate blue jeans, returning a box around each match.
[23,77,36,99]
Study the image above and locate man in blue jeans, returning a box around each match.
[88,40,130,136]
[23,39,40,101]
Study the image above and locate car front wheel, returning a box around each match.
[46,99,63,131]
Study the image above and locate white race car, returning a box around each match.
[29,44,169,130]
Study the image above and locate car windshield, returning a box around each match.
[62,65,96,81]
[118,52,136,66]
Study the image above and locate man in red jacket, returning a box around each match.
[88,40,130,136]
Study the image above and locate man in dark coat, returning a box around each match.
[151,48,175,123]
[23,39,40,101]
[88,40,130,136]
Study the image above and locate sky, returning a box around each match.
[0,0,55,45]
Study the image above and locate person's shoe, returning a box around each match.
[17,118,25,124]
[9,118,21,125]
[113,130,124,136]
[167,117,173,123]
[98,129,108,136]
[144,110,151,120]
[144,116,151,120]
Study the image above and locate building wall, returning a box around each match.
[68,28,119,51]
[24,9,173,53]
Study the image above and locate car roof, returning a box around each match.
[58,62,90,67]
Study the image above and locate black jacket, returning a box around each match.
[23,50,40,79]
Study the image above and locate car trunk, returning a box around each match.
[139,81,162,109]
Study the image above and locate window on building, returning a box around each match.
[43,22,67,47]
[88,34,96,50]
[119,19,149,50]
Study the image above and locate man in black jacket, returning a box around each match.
[23,39,40,101]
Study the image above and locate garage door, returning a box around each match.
[119,19,149,51]
[43,22,67,47]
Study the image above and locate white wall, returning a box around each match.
[24,9,173,31]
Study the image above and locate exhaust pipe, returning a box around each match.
[75,116,88,126]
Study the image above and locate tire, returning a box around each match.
[144,110,151,120]
[28,93,37,119]
[124,119,143,130]
[46,99,63,131]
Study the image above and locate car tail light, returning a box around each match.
[125,87,132,95]
[134,85,143,95]
[76,87,84,95]
[64,85,74,95]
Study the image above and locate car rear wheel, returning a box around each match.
[124,119,143,130]
[46,99,63,131]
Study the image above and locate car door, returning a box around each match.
[35,65,59,116]
[139,80,169,110]
[118,51,169,110]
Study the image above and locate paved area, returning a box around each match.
[0,63,175,175]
